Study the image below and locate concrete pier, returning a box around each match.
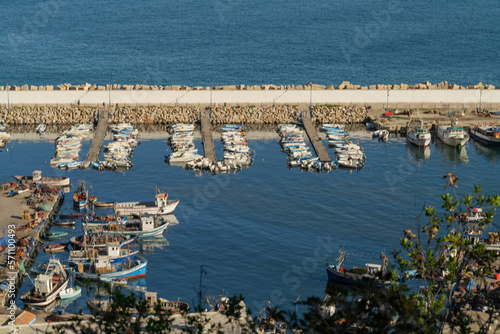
[301,111,331,163]
[200,112,216,161]
[82,108,109,168]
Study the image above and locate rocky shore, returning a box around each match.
[0,105,368,125]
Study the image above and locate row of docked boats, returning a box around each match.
[96,123,139,170]
[0,123,13,148]
[49,123,92,169]
[278,124,315,167]
[165,123,202,164]
[407,117,500,149]
[217,124,254,172]
[322,124,366,169]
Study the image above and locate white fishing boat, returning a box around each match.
[20,258,69,307]
[372,129,389,141]
[13,170,70,187]
[437,119,469,147]
[406,118,431,147]
[115,190,180,216]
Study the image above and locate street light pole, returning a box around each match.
[6,82,9,110]
[479,88,483,113]
[386,89,389,111]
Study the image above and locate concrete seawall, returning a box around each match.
[1,90,500,110]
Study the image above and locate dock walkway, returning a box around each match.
[301,111,331,163]
[200,112,216,161]
[82,108,109,168]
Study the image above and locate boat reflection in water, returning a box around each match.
[139,235,169,253]
[406,143,431,163]
[435,140,468,163]
[472,141,500,163]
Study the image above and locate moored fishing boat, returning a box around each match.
[20,258,70,307]
[325,250,391,287]
[114,189,180,217]
[13,170,70,187]
[43,243,68,252]
[70,233,137,250]
[469,124,500,146]
[71,256,147,281]
[437,119,469,147]
[50,220,76,228]
[94,201,116,209]
[69,242,139,265]
[96,216,169,238]
[406,118,431,147]
[73,180,88,209]
[44,231,68,240]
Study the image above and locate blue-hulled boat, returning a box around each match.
[73,180,88,209]
[71,257,147,281]
[325,251,391,288]
[69,243,139,265]
[469,125,500,147]
[97,216,169,239]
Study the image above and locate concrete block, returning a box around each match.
[69,86,78,90]
[89,84,96,91]
[171,85,181,90]
[237,84,245,90]
[467,85,475,89]
[223,85,237,90]
[57,85,66,91]
[360,86,368,90]
[97,86,106,91]
[369,85,377,90]
[429,84,438,90]
[0,86,4,91]
[38,86,45,91]
[295,85,303,90]
[326,84,334,90]
[21,84,29,91]
[486,84,496,89]
[311,84,325,90]
[400,83,408,90]
[392,84,400,89]
[180,86,191,90]
[46,85,54,91]
[30,85,38,91]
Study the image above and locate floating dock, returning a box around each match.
[301,112,331,163]
[200,113,216,162]
[82,108,109,168]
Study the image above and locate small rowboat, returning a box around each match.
[44,231,68,240]
[51,220,76,228]
[59,212,83,219]
[43,243,68,252]
[60,285,82,300]
[94,201,115,209]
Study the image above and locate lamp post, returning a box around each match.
[309,82,312,109]
[386,89,390,112]
[479,88,483,113]
[6,82,9,110]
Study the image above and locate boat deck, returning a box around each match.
[301,113,331,163]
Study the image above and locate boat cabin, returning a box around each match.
[145,291,157,306]
[107,245,121,257]
[140,216,156,231]
[155,193,169,207]
[32,170,42,182]
[365,263,382,275]
[35,274,52,295]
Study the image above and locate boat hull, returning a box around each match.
[326,264,389,288]
[115,199,180,217]
[13,175,70,187]
[406,134,431,147]
[469,128,500,147]
[73,260,147,281]
[437,127,469,147]
[21,273,69,307]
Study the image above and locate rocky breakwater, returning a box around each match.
[0,106,96,125]
[310,105,368,124]
[0,105,369,125]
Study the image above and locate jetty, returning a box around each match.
[200,112,216,161]
[301,111,331,163]
[82,108,109,169]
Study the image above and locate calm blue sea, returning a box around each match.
[1,0,499,87]
[2,128,500,315]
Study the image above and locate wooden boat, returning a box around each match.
[97,217,169,238]
[59,212,83,219]
[69,243,139,265]
[51,220,76,227]
[44,231,68,240]
[437,119,469,147]
[325,250,391,288]
[115,190,180,217]
[13,170,70,187]
[73,180,89,209]
[469,125,500,147]
[20,258,69,307]
[71,256,147,281]
[70,233,137,250]
[406,118,431,147]
[87,291,188,316]
[43,243,68,253]
[60,285,82,300]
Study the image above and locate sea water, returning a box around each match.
[1,0,499,87]
[3,127,499,315]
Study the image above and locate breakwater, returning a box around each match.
[0,105,369,125]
